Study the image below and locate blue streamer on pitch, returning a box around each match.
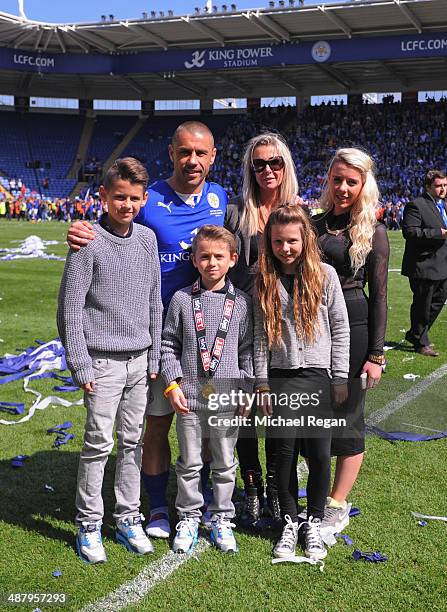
[367,424,447,442]
[53,432,74,448]
[11,454,30,468]
[47,421,73,434]
[0,402,25,415]
[0,340,66,384]
[352,549,388,562]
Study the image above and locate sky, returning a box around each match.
[0,0,339,24]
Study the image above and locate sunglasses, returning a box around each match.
[251,156,285,173]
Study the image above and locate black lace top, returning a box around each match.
[313,210,389,355]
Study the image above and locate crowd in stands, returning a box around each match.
[0,99,445,226]
[0,192,103,222]
[209,98,447,213]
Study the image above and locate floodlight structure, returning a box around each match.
[269,1,275,7]
[151,10,156,17]
[222,4,227,10]
[101,14,107,21]
[231,3,237,10]
[142,11,148,19]
[168,9,174,16]
[109,14,115,21]
[195,6,200,13]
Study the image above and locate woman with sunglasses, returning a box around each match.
[225,132,301,525]
[311,147,389,533]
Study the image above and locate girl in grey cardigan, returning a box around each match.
[253,204,349,562]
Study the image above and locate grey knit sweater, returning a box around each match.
[57,223,163,386]
[161,283,254,411]
[254,263,350,383]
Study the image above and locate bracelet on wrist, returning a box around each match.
[164,382,179,398]
[367,354,386,366]
[256,385,271,393]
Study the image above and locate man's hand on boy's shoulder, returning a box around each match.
[67,220,96,251]
[82,381,95,393]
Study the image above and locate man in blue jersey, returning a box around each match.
[66,121,227,538]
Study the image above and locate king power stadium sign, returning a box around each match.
[1,32,447,75]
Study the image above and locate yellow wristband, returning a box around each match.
[164,382,179,398]
[256,386,271,393]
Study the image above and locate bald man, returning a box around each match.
[66,122,228,539]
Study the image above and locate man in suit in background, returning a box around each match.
[401,169,447,356]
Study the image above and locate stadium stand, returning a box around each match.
[0,111,82,198]
[1,98,446,228]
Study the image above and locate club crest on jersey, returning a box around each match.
[207,193,220,209]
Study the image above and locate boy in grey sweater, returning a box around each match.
[57,158,163,564]
[161,225,253,554]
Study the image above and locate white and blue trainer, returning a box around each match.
[116,514,154,555]
[76,520,107,564]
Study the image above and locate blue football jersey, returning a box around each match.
[135,179,227,308]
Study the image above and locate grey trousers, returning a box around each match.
[175,410,239,520]
[75,351,148,526]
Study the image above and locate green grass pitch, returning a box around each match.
[0,220,446,612]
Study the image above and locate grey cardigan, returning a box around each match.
[253,263,350,384]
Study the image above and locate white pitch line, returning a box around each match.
[400,422,444,433]
[80,538,210,612]
[366,362,447,426]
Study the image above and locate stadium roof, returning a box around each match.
[0,0,446,100]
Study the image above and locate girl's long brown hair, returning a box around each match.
[257,204,325,347]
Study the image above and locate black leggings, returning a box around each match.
[277,437,330,521]
[236,429,277,487]
[271,368,331,522]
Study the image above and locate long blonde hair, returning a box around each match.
[257,204,324,347]
[241,132,298,238]
[320,147,379,273]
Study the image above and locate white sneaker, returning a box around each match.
[273,515,299,558]
[145,506,171,539]
[304,516,327,560]
[210,517,238,553]
[321,497,351,532]
[116,514,154,555]
[76,520,107,564]
[172,517,199,553]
